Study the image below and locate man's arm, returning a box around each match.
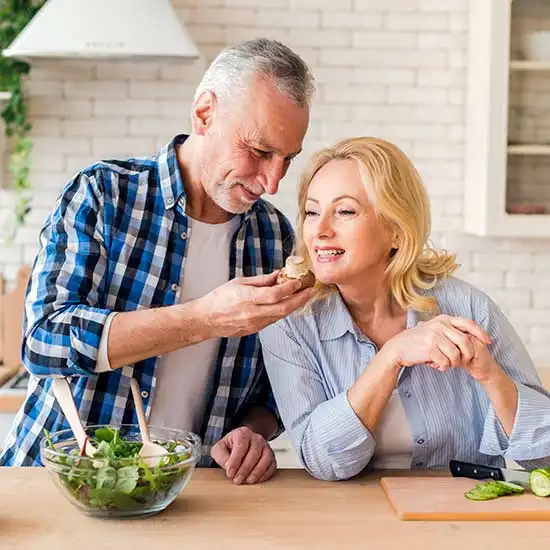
[24,172,215,376]
[103,302,216,370]
[23,172,111,377]
[104,274,312,370]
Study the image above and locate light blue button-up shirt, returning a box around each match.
[260,276,550,481]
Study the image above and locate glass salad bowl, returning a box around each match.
[40,424,201,518]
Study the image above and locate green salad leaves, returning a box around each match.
[44,427,194,514]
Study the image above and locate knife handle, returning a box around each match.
[449,460,504,481]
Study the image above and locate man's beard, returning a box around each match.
[212,180,263,214]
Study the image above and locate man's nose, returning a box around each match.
[262,158,287,195]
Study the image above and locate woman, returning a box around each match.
[260,137,550,482]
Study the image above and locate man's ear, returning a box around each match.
[191,90,216,136]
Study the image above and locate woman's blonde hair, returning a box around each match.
[296,136,457,313]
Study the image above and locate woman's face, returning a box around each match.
[303,159,395,287]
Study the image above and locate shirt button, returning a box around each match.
[180,231,187,240]
[417,438,425,445]
[414,461,424,467]
[404,391,412,398]
[141,391,149,399]
[167,197,174,205]
[171,283,179,292]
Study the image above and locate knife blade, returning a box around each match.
[449,459,531,487]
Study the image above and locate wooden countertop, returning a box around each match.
[1,468,548,550]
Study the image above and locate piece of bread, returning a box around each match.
[276,255,316,290]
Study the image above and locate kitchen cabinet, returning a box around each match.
[465,0,550,236]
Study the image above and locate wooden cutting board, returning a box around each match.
[381,477,550,521]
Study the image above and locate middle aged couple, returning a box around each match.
[2,38,550,483]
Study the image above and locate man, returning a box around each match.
[0,38,315,485]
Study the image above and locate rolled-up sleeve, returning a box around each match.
[477,295,550,469]
[23,171,112,377]
[260,320,375,481]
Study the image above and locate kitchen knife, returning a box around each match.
[449,459,531,487]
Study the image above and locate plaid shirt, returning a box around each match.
[0,135,294,467]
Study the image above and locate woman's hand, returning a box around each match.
[382,314,492,371]
[460,336,501,382]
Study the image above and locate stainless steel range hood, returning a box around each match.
[3,0,199,60]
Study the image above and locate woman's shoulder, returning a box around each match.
[428,275,495,319]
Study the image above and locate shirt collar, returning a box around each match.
[157,133,261,219]
[317,291,356,341]
[317,289,423,341]
[157,134,187,211]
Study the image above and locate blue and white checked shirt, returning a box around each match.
[1,134,294,467]
[260,277,550,481]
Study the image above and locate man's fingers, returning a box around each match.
[233,441,264,485]
[257,460,277,483]
[245,446,276,484]
[251,287,315,330]
[278,286,315,312]
[447,317,491,345]
[252,279,303,305]
[256,285,314,314]
[240,271,280,288]
[210,439,231,470]
[225,435,250,479]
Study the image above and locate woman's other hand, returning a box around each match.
[381,314,492,372]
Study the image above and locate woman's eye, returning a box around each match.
[304,210,318,217]
[338,209,355,216]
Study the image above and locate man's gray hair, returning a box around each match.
[195,38,315,108]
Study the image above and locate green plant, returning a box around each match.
[0,0,44,240]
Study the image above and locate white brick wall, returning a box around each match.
[0,0,549,367]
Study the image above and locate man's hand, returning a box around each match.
[194,271,314,339]
[211,426,277,485]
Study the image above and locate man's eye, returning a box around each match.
[254,149,271,159]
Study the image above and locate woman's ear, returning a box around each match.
[391,233,400,251]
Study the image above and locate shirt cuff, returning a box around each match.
[94,312,118,373]
[301,391,375,480]
[480,380,550,461]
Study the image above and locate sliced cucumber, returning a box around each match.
[464,480,525,501]
[473,483,504,498]
[478,481,512,496]
[465,489,499,501]
[529,468,550,497]
[494,481,525,494]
